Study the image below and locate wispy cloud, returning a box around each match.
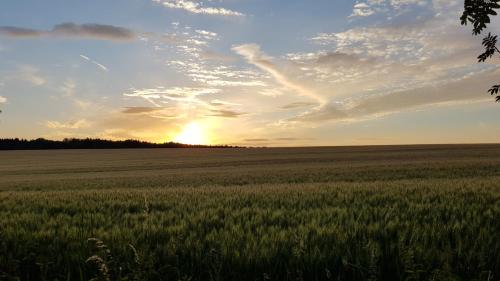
[281,101,318,109]
[206,109,246,118]
[15,65,46,86]
[209,99,241,106]
[0,26,41,37]
[351,2,376,17]
[233,44,325,104]
[349,0,431,18]
[46,119,90,129]
[292,68,499,123]
[199,50,236,62]
[244,138,269,142]
[251,0,500,129]
[260,89,284,97]
[124,85,248,121]
[158,87,222,99]
[80,55,109,72]
[153,26,266,88]
[0,23,136,41]
[125,86,221,107]
[153,0,244,16]
[121,107,165,114]
[56,79,95,110]
[242,137,314,145]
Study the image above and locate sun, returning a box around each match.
[174,122,207,145]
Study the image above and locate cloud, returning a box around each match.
[293,68,499,123]
[348,70,496,116]
[80,55,109,72]
[46,119,90,129]
[283,2,490,106]
[16,65,46,86]
[125,86,221,106]
[351,2,376,17]
[200,50,236,62]
[195,29,218,39]
[244,138,269,142]
[206,99,246,118]
[206,109,246,118]
[349,0,431,18]
[315,52,374,69]
[193,76,266,87]
[281,101,318,109]
[52,23,135,40]
[0,23,136,41]
[0,26,42,37]
[311,25,446,61]
[260,89,284,97]
[210,99,241,106]
[153,27,266,89]
[242,137,314,145]
[121,107,165,114]
[290,104,348,122]
[153,0,244,16]
[124,85,248,121]
[233,44,326,104]
[59,79,76,97]
[274,137,314,141]
[56,79,95,110]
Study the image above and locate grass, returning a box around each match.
[1,144,500,280]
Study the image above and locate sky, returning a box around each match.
[0,0,499,146]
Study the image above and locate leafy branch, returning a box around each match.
[461,0,500,102]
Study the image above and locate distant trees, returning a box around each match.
[0,138,238,150]
[461,0,500,102]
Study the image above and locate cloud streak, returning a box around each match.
[233,44,326,104]
[281,101,318,109]
[46,119,90,129]
[294,68,499,123]
[0,23,136,41]
[153,0,244,16]
[80,55,109,72]
[125,86,221,107]
[123,86,248,121]
[121,107,165,114]
[206,109,246,118]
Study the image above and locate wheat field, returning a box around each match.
[1,144,500,281]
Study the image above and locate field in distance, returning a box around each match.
[1,144,500,281]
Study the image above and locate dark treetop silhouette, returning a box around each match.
[461,0,500,102]
[0,138,239,150]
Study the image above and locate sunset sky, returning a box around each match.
[0,0,499,146]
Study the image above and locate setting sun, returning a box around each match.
[174,122,206,145]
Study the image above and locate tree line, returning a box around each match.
[0,138,239,150]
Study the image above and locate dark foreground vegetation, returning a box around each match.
[0,138,237,150]
[1,144,500,281]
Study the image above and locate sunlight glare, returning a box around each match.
[174,122,206,145]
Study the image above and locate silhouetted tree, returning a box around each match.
[461,0,500,102]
